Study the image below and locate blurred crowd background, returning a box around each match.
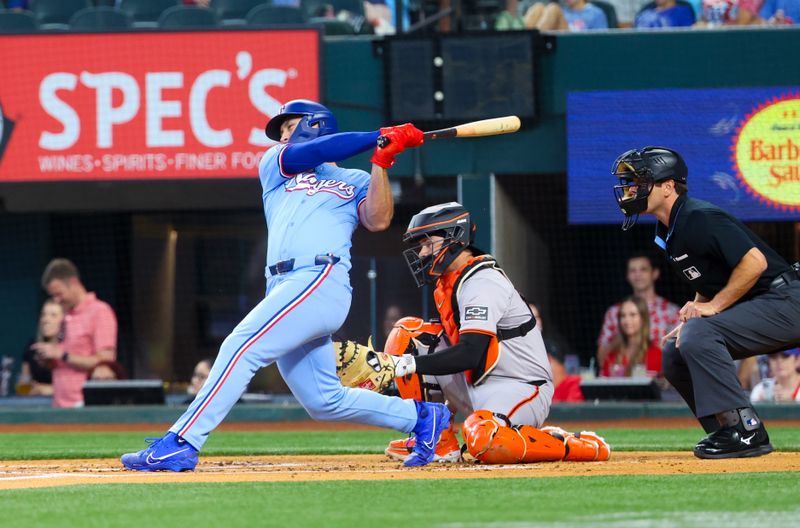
[0,0,798,406]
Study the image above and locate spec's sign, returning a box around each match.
[0,29,320,181]
[567,87,800,224]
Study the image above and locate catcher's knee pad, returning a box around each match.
[543,426,611,462]
[462,411,566,464]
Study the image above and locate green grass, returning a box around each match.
[3,473,799,528]
[1,426,799,460]
[3,427,799,527]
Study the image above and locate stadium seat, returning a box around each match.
[69,7,132,31]
[635,0,696,24]
[308,16,356,34]
[332,0,365,16]
[158,5,220,28]
[460,0,505,31]
[246,4,308,26]
[33,0,92,30]
[119,0,179,28]
[0,9,38,33]
[302,0,365,18]
[590,0,618,28]
[211,0,269,24]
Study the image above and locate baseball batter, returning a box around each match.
[121,100,450,471]
[382,202,610,464]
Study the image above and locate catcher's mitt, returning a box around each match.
[333,339,396,392]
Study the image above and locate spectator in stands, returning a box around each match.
[528,302,584,402]
[736,356,762,391]
[494,0,527,29]
[5,1,29,10]
[635,0,696,27]
[16,298,63,396]
[598,296,662,378]
[381,304,404,347]
[365,0,394,34]
[31,258,118,408]
[316,0,369,32]
[697,0,764,26]
[183,357,213,404]
[313,3,337,17]
[750,348,800,403]
[759,0,799,24]
[89,360,128,381]
[597,252,679,364]
[115,1,211,7]
[188,358,213,396]
[524,0,609,30]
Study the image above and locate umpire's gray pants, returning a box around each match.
[662,281,800,429]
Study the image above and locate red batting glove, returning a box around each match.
[379,123,424,149]
[371,130,407,169]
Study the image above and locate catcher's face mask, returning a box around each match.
[403,231,464,287]
[612,149,655,231]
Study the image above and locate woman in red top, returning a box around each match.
[598,296,661,378]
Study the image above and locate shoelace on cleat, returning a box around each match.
[142,437,165,449]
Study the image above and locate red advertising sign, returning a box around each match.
[0,29,320,181]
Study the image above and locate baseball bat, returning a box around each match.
[377,116,521,148]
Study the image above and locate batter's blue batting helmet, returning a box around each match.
[264,99,338,143]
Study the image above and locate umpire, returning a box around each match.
[611,146,800,459]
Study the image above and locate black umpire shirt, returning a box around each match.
[654,194,789,303]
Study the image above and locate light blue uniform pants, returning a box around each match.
[171,262,417,449]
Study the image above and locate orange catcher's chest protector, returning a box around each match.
[384,317,447,401]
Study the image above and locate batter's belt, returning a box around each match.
[268,254,340,276]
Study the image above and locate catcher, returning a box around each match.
[336,202,610,464]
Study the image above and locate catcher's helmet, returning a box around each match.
[264,99,338,144]
[612,146,688,231]
[402,202,476,287]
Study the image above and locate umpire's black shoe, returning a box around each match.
[693,424,773,459]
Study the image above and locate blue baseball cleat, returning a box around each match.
[121,432,199,472]
[404,401,452,467]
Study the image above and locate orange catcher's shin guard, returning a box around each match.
[574,431,611,461]
[542,426,612,461]
[462,411,566,464]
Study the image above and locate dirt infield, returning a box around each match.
[2,451,799,491]
[2,419,798,490]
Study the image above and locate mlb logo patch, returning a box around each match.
[464,306,488,321]
[745,417,759,427]
[683,266,702,280]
